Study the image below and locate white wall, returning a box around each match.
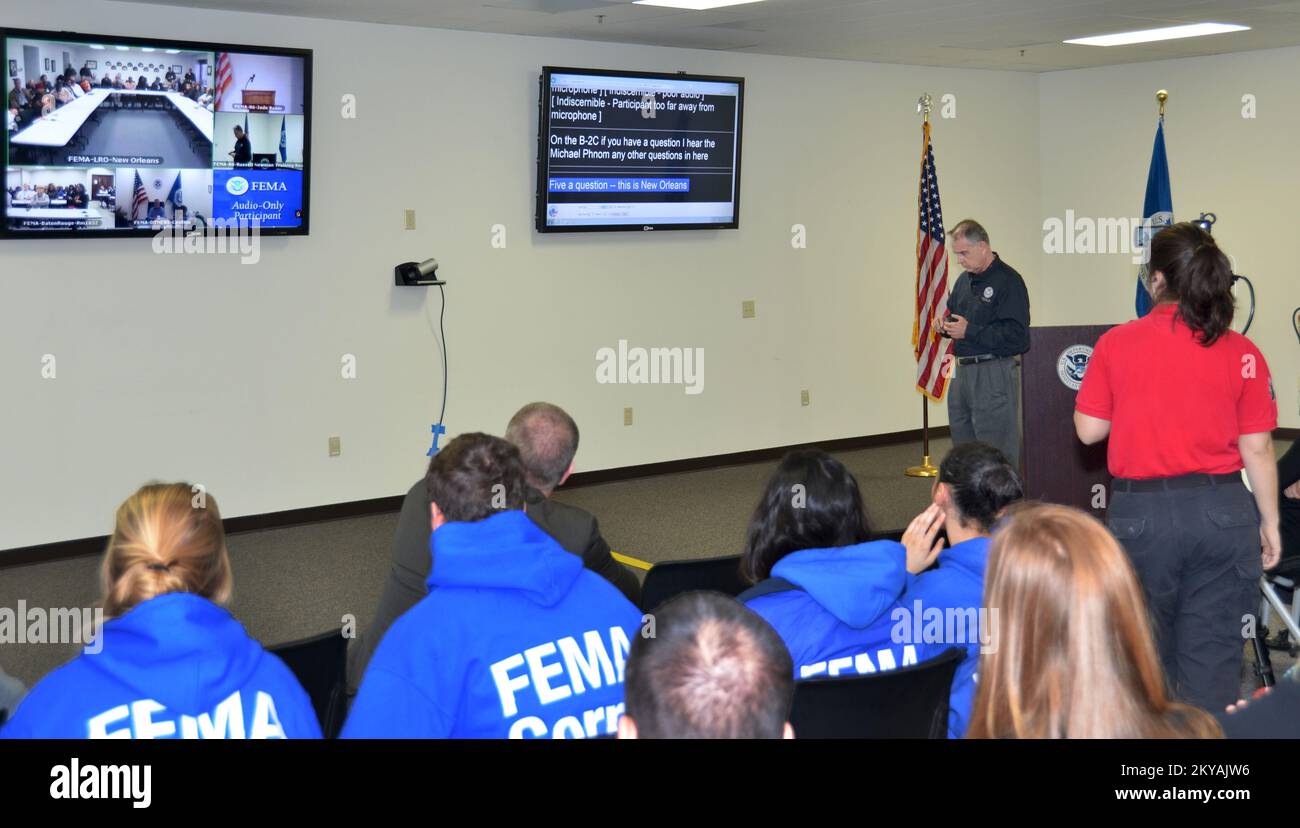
[88,46,205,85]
[18,168,98,190]
[1,0,1041,549]
[1038,48,1300,430]
[7,37,205,88]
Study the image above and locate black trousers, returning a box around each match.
[1282,491,1300,566]
[948,356,1020,470]
[1107,475,1262,714]
[1279,442,1300,566]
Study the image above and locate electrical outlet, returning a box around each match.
[801,389,810,407]
[623,407,633,426]
[328,436,341,457]
[404,209,416,230]
[741,300,756,319]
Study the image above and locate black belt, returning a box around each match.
[1111,472,1241,493]
[956,353,1002,365]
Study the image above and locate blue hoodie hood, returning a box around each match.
[346,509,642,739]
[938,535,989,584]
[429,509,583,607]
[770,540,907,628]
[87,593,265,716]
[0,592,322,739]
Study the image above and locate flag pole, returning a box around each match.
[907,92,939,478]
[906,394,938,477]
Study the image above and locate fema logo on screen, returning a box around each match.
[226,177,250,196]
[1057,345,1093,391]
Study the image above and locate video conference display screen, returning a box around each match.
[536,67,743,233]
[2,28,311,238]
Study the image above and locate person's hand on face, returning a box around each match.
[903,503,946,574]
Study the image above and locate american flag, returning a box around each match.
[214,52,233,110]
[131,170,148,221]
[912,120,953,401]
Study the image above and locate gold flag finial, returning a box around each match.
[1156,89,1168,117]
[917,93,933,122]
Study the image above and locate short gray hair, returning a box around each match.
[948,219,989,246]
[504,402,579,493]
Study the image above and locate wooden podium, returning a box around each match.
[1021,325,1114,517]
[241,89,276,112]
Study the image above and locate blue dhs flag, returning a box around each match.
[279,116,287,162]
[1135,118,1173,317]
[167,173,182,213]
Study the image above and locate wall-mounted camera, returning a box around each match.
[395,258,445,286]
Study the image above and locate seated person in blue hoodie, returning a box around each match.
[621,591,794,739]
[347,402,640,699]
[736,450,947,680]
[1,483,320,739]
[896,441,1023,739]
[344,433,643,739]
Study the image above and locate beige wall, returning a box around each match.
[1038,48,1299,430]
[9,5,1295,552]
[0,2,1042,548]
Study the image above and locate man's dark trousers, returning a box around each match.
[947,356,1020,469]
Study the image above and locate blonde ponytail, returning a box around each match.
[100,483,232,618]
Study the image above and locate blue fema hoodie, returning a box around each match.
[0,592,320,739]
[343,509,643,739]
[740,540,947,680]
[898,535,990,739]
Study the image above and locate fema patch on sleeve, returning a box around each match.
[1057,345,1093,391]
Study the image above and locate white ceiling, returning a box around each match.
[117,0,1300,71]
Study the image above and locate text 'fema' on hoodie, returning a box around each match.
[742,540,950,680]
[343,509,643,739]
[0,592,321,739]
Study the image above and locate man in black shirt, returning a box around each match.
[229,124,251,165]
[938,219,1031,469]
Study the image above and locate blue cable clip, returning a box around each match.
[426,423,447,457]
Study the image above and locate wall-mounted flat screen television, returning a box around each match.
[3,27,311,238]
[536,66,743,233]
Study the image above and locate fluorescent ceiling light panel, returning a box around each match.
[634,0,765,10]
[1064,22,1248,47]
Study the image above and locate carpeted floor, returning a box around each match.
[1,436,1294,697]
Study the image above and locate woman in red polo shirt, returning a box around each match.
[1074,222,1280,714]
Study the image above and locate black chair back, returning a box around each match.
[638,530,907,613]
[640,555,747,612]
[269,630,348,739]
[789,646,963,739]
